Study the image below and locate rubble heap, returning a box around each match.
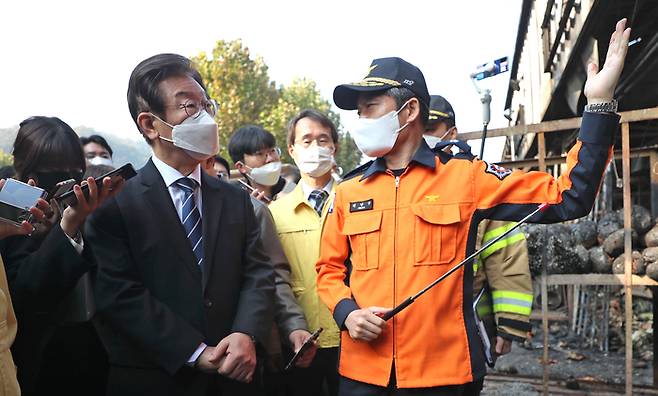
[521,205,658,277]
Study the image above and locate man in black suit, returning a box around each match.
[86,53,274,396]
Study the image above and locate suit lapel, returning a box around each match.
[200,172,223,292]
[140,159,202,282]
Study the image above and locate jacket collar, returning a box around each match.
[360,139,436,181]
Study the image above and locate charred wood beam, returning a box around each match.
[544,0,576,73]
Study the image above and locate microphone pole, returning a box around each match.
[380,203,550,321]
[479,89,492,160]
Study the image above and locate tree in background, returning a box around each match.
[192,40,278,160]
[0,149,12,167]
[192,40,361,173]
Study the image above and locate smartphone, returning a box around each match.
[284,328,323,371]
[237,179,271,203]
[47,179,77,201]
[0,178,47,227]
[55,164,137,207]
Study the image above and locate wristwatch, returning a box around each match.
[584,99,618,114]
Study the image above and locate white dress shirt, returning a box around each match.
[151,155,203,222]
[150,154,207,365]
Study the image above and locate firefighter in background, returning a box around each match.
[423,95,533,359]
[316,19,629,396]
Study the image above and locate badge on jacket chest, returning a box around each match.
[350,199,374,212]
[484,162,512,180]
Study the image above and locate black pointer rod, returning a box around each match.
[380,203,550,321]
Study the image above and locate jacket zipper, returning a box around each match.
[393,175,400,366]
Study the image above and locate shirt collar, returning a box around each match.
[301,179,334,202]
[151,154,202,188]
[360,139,436,181]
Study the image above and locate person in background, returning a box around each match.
[80,135,114,167]
[424,94,533,359]
[202,155,230,180]
[228,125,286,202]
[269,109,342,396]
[0,116,115,396]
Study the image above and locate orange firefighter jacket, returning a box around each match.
[316,112,618,388]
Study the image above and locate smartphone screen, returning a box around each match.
[0,179,46,226]
[0,179,46,209]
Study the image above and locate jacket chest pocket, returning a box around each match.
[342,211,382,270]
[412,204,461,265]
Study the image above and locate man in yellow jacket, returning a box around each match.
[270,109,342,396]
[424,95,533,358]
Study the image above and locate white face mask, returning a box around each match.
[293,145,334,177]
[88,156,113,167]
[153,111,219,161]
[246,161,282,186]
[350,101,410,157]
[423,127,453,149]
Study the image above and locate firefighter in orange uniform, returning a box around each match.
[316,20,630,396]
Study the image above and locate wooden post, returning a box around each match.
[622,122,633,396]
[538,132,549,396]
[650,150,658,387]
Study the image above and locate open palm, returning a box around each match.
[584,18,631,103]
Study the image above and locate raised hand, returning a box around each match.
[584,18,631,104]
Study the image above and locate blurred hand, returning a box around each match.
[249,188,270,204]
[288,329,317,368]
[584,18,631,104]
[211,332,257,383]
[344,307,389,342]
[0,179,49,239]
[495,336,512,356]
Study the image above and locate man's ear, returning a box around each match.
[288,145,296,159]
[403,98,421,125]
[137,112,159,143]
[235,161,247,174]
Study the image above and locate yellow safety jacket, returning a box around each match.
[270,183,340,349]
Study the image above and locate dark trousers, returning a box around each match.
[287,347,339,396]
[338,364,484,396]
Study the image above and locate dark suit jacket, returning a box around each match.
[0,224,107,395]
[85,159,274,395]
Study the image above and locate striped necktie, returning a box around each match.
[309,190,329,216]
[175,177,203,266]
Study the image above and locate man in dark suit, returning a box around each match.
[86,53,274,396]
